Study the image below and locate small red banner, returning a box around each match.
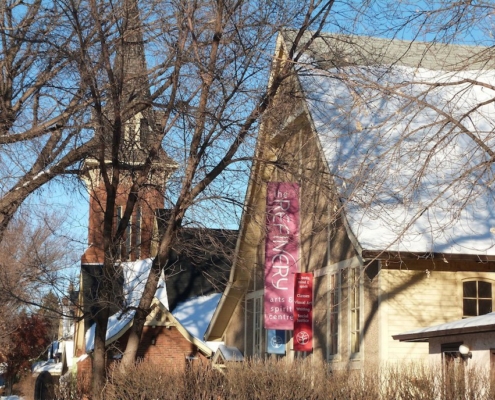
[293,273,313,352]
[264,182,300,330]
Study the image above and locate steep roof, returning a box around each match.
[154,213,237,311]
[289,31,495,257]
[205,32,495,341]
[85,256,229,354]
[171,293,222,341]
[84,0,175,172]
[85,259,168,351]
[281,30,494,71]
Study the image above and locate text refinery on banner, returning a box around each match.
[264,182,300,330]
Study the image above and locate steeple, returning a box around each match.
[81,0,175,264]
[113,0,169,167]
[117,0,152,128]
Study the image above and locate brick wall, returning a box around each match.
[76,354,92,395]
[137,326,208,367]
[76,325,209,389]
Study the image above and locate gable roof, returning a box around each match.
[171,293,222,341]
[206,31,495,341]
[282,30,494,72]
[84,259,223,356]
[154,212,237,311]
[291,32,495,257]
[85,259,168,351]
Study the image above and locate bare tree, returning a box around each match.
[50,0,344,394]
[120,0,342,368]
[5,0,494,396]
[0,210,77,348]
[0,0,99,241]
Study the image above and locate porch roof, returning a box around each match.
[393,312,495,342]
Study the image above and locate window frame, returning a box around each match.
[462,280,493,318]
[245,290,265,357]
[349,265,361,356]
[327,270,340,359]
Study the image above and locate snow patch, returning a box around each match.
[86,259,168,351]
[172,293,222,340]
[299,64,495,255]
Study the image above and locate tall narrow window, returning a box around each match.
[136,207,142,259]
[350,267,360,354]
[139,118,149,146]
[253,296,263,357]
[463,281,492,317]
[116,206,123,259]
[125,216,132,260]
[245,290,264,357]
[328,272,339,357]
[490,349,495,392]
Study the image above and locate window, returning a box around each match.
[490,349,495,391]
[136,207,142,259]
[463,280,492,317]
[245,290,264,357]
[328,272,339,357]
[253,296,263,356]
[139,118,149,146]
[125,215,132,260]
[350,267,360,354]
[116,206,123,259]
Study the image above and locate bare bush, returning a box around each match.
[51,358,495,400]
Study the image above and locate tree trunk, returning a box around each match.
[121,261,163,367]
[92,307,110,398]
[122,226,176,365]
[5,375,13,396]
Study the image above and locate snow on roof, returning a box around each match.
[299,62,495,255]
[171,293,222,341]
[394,312,495,341]
[86,259,168,351]
[32,360,63,376]
[216,344,244,361]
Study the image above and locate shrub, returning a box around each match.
[55,358,495,400]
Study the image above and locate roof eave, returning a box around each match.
[363,250,495,263]
[393,324,495,342]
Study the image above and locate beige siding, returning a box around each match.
[363,263,380,364]
[313,274,328,362]
[379,266,495,363]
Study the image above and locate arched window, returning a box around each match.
[463,280,492,317]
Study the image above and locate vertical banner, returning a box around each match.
[293,272,313,352]
[264,182,300,330]
[267,330,286,354]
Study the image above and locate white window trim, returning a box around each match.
[326,265,341,361]
[315,257,362,361]
[348,264,363,360]
[245,290,264,357]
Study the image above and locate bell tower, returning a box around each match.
[80,0,175,265]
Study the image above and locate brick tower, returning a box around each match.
[80,0,175,265]
[74,0,175,359]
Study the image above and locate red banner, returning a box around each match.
[293,273,313,352]
[264,182,300,330]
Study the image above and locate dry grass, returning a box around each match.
[55,358,495,400]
